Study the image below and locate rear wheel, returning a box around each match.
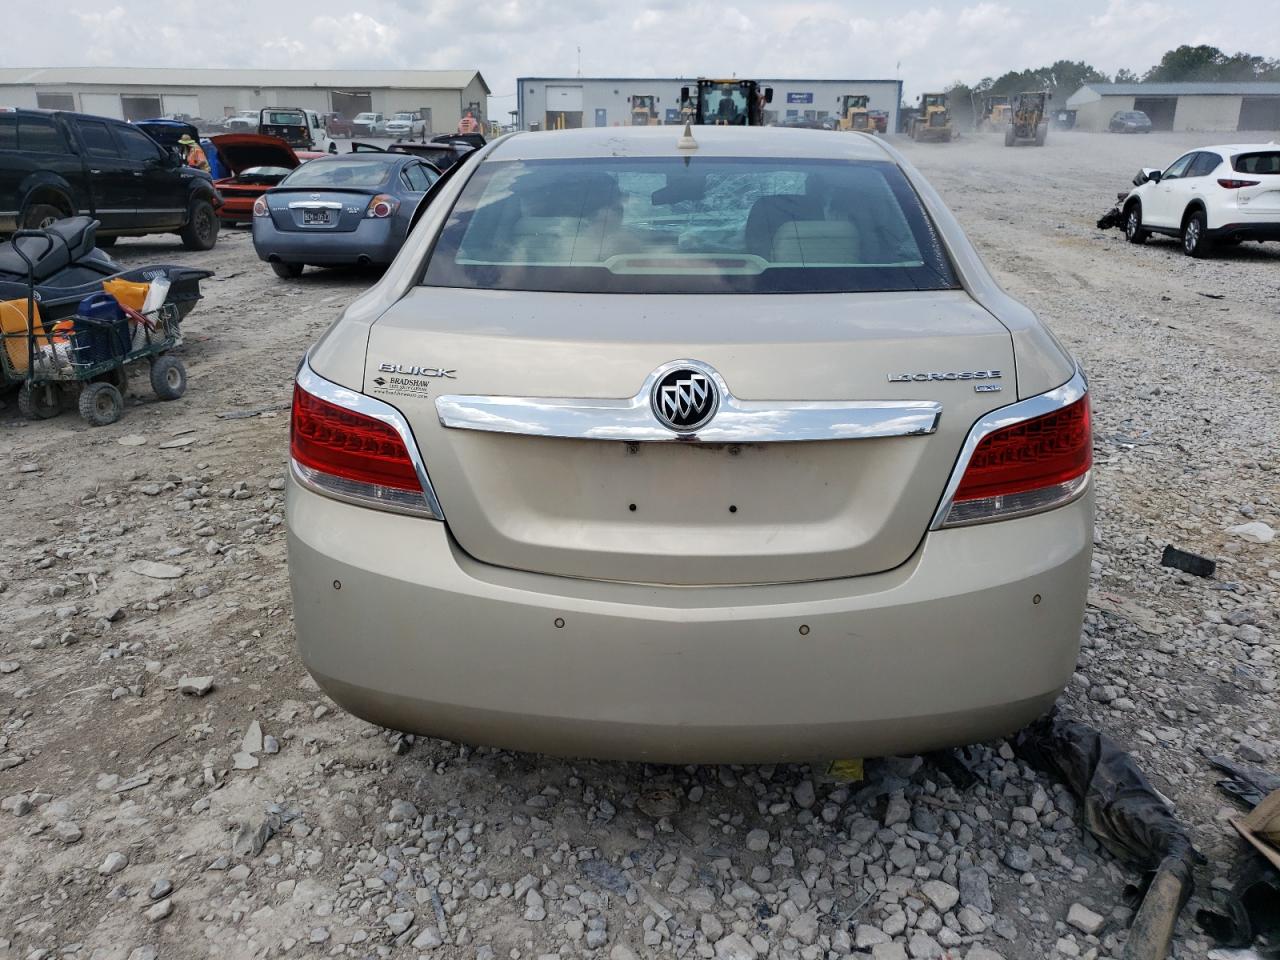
[149,355,187,400]
[1034,122,1048,146]
[1182,210,1214,258]
[1004,127,1015,146]
[1125,204,1148,245]
[271,261,304,279]
[18,382,61,420]
[78,381,124,426]
[96,235,118,249]
[179,198,219,251]
[22,202,65,230]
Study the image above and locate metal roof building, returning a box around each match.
[1066,81,1280,133]
[517,77,902,132]
[0,67,490,135]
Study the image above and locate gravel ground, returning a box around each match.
[0,129,1276,960]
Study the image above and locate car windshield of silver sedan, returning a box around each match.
[424,157,957,294]
[280,159,393,188]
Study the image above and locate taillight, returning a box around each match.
[253,196,269,217]
[1218,178,1260,189]
[366,194,399,218]
[290,379,440,518]
[942,394,1091,527]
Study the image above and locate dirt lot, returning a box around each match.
[1,130,1276,960]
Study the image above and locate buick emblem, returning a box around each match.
[652,368,718,432]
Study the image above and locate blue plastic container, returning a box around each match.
[73,293,131,364]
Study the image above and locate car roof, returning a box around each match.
[486,125,895,163]
[1198,143,1280,154]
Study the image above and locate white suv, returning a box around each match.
[1120,143,1280,257]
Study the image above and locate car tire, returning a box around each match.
[179,198,219,251]
[78,381,124,427]
[17,382,61,420]
[149,355,187,400]
[22,202,65,230]
[1125,204,1148,245]
[271,262,304,279]
[1182,210,1214,258]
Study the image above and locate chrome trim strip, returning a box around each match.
[288,200,344,210]
[295,359,444,520]
[436,360,942,444]
[928,366,1089,530]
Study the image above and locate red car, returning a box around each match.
[211,134,301,226]
[324,113,354,138]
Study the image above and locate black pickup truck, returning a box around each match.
[0,108,221,249]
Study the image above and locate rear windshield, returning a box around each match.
[280,159,392,188]
[423,157,957,294]
[263,111,305,126]
[1233,151,1280,174]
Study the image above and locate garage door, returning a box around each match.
[1133,97,1176,131]
[1238,97,1280,131]
[80,93,122,120]
[546,85,584,112]
[163,95,202,119]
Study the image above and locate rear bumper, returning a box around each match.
[287,479,1093,762]
[1207,222,1280,242]
[252,217,403,265]
[219,195,258,222]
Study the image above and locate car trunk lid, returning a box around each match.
[361,288,1017,585]
[263,187,372,232]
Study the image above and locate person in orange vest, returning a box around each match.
[457,111,480,135]
[178,134,209,173]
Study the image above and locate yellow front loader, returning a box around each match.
[911,93,952,142]
[837,95,873,132]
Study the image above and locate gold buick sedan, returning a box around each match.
[286,125,1092,762]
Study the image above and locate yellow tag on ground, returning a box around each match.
[826,759,864,782]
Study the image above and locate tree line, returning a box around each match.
[942,46,1280,123]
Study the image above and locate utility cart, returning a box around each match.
[1,228,193,426]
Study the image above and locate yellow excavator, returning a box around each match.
[680,79,773,126]
[837,95,873,132]
[911,92,953,142]
[629,94,660,126]
[1005,91,1050,146]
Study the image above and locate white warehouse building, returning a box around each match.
[517,77,902,132]
[0,67,490,136]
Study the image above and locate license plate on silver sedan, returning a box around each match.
[304,210,331,225]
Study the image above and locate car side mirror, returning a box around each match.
[1135,168,1161,185]
[763,88,773,103]
[680,87,689,102]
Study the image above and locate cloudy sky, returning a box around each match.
[14,0,1280,111]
